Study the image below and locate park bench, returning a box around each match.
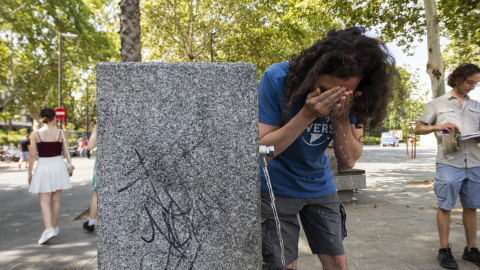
[326,146,367,202]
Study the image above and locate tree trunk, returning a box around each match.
[414,136,417,158]
[405,125,410,159]
[32,119,41,131]
[423,0,445,99]
[119,0,142,62]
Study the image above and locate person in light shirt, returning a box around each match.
[415,63,480,269]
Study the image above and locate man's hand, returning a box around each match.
[331,90,362,119]
[303,87,346,119]
[440,122,458,133]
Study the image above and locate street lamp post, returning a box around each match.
[58,32,78,129]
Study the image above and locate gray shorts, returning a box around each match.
[20,151,29,159]
[261,191,346,267]
[435,163,480,210]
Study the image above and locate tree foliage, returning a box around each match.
[0,0,119,129]
[439,0,480,70]
[140,0,342,76]
[329,0,480,98]
[440,0,480,43]
[5,0,460,131]
[384,66,429,132]
[329,0,426,53]
[442,39,480,71]
[330,0,479,59]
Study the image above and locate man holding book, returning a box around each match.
[415,63,480,269]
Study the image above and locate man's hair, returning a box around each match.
[447,63,480,88]
[284,27,398,129]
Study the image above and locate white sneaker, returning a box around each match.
[54,226,60,236]
[38,228,56,245]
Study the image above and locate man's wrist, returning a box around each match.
[298,106,320,123]
[330,113,349,126]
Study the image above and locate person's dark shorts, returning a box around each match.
[261,191,346,267]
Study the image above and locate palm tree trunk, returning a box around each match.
[119,0,142,62]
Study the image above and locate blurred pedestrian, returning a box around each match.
[78,137,85,158]
[28,107,72,244]
[83,126,97,232]
[86,138,91,159]
[18,134,30,169]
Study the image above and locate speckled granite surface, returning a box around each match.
[96,62,261,269]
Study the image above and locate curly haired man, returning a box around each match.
[259,27,399,269]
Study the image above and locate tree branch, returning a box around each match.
[43,84,55,108]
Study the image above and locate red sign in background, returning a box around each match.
[55,107,66,119]
[55,107,67,127]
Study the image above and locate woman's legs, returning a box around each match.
[83,191,98,232]
[51,190,62,228]
[39,193,53,229]
[89,191,98,220]
[38,192,61,244]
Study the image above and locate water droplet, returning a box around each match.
[345,140,348,143]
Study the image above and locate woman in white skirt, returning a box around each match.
[28,107,72,244]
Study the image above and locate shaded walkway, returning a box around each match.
[298,144,479,270]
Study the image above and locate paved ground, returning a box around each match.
[0,144,479,269]
[0,156,98,270]
[298,144,479,270]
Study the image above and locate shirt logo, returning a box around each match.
[301,117,333,146]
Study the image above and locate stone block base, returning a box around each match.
[334,173,366,203]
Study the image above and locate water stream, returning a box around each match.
[259,146,285,268]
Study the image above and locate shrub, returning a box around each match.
[363,136,381,145]
[0,129,27,146]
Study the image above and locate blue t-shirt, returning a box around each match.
[259,62,356,198]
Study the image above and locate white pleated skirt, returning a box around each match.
[29,156,72,193]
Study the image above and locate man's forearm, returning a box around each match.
[414,121,439,135]
[414,126,436,135]
[331,115,363,170]
[259,109,317,159]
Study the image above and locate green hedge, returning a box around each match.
[363,136,381,145]
[0,129,27,146]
